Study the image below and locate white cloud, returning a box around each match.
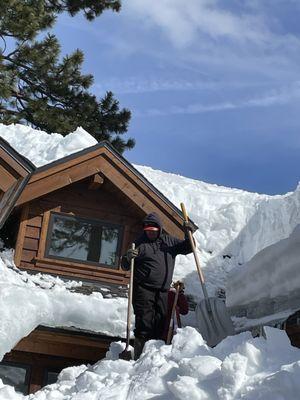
[58,1,300,123]
[121,0,300,88]
[125,0,270,48]
[94,77,229,94]
[136,82,300,116]
[93,77,278,95]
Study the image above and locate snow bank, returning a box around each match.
[0,250,127,361]
[0,124,97,167]
[136,165,300,262]
[227,224,300,321]
[1,326,300,399]
[136,166,300,301]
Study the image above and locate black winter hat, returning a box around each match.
[143,212,163,229]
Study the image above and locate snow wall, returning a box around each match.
[227,225,300,321]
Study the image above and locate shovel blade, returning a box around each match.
[195,297,235,347]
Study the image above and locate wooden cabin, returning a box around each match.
[0,137,197,394]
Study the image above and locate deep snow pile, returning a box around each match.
[136,165,300,301]
[2,326,300,400]
[0,124,97,167]
[0,250,127,362]
[227,225,300,322]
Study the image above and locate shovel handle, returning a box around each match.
[166,284,180,345]
[125,243,135,349]
[180,203,210,301]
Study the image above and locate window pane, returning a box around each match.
[47,214,121,267]
[0,364,28,395]
[44,371,59,385]
[48,216,91,261]
[99,228,119,265]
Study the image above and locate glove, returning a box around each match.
[179,282,185,292]
[183,220,195,233]
[126,247,139,262]
[173,281,185,293]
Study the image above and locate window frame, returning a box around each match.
[44,211,124,270]
[0,360,31,395]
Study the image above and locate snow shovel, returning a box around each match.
[120,243,135,360]
[166,283,180,345]
[180,203,234,347]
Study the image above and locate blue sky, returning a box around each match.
[54,0,300,195]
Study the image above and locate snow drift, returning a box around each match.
[0,250,127,362]
[135,166,300,302]
[0,124,97,167]
[2,326,300,400]
[227,225,300,322]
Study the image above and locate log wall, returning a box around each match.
[16,178,145,285]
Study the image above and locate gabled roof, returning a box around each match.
[15,141,197,237]
[0,137,36,228]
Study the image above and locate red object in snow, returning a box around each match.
[162,289,189,342]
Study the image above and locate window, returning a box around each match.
[0,362,30,395]
[45,213,123,268]
[43,369,60,386]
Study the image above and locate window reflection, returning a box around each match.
[44,370,59,386]
[46,213,121,268]
[0,363,29,395]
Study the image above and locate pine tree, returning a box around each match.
[0,0,134,153]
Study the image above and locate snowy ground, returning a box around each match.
[2,326,300,400]
[1,123,300,399]
[0,250,128,362]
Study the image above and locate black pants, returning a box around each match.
[132,284,168,340]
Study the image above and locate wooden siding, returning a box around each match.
[3,326,118,394]
[286,325,300,348]
[100,152,185,238]
[0,141,35,229]
[0,146,33,178]
[16,178,143,284]
[0,146,33,192]
[15,145,190,239]
[14,328,111,361]
[0,163,17,192]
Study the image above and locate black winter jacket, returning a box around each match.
[122,213,192,291]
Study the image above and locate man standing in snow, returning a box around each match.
[122,212,194,360]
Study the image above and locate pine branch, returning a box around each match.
[0,106,18,115]
[5,40,26,58]
[0,0,133,153]
[0,34,7,54]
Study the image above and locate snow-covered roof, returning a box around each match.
[13,139,197,234]
[1,123,300,301]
